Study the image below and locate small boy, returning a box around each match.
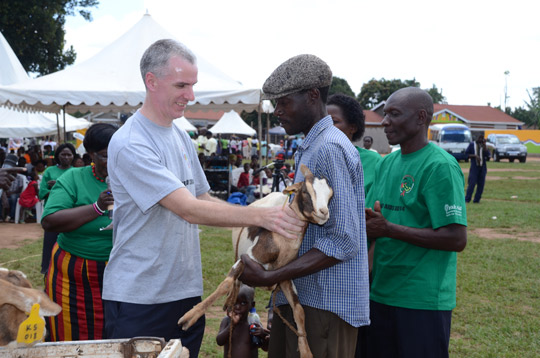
[216,285,269,358]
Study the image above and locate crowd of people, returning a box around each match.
[0,38,477,358]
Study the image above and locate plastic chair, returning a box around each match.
[15,177,43,224]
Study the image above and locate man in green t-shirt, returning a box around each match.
[365,87,467,358]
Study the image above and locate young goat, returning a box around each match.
[0,268,62,346]
[178,164,332,358]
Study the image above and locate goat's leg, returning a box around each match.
[178,260,245,330]
[279,280,313,358]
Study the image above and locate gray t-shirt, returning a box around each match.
[102,111,210,304]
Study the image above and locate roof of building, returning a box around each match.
[364,110,383,125]
[367,101,523,128]
[433,104,523,126]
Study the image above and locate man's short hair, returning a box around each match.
[262,54,332,100]
[140,39,197,82]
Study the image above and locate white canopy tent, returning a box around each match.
[209,110,256,136]
[0,32,27,86]
[0,107,90,138]
[0,14,261,114]
[0,31,91,138]
[173,116,197,132]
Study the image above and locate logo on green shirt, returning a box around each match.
[445,204,463,217]
[400,175,415,197]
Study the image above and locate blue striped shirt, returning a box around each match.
[276,115,370,327]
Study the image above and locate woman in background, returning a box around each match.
[38,143,76,274]
[41,123,117,341]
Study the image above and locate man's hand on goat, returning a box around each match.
[261,204,306,240]
[238,255,274,287]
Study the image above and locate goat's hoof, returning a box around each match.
[177,315,193,331]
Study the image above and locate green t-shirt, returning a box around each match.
[356,146,382,196]
[42,166,112,261]
[367,143,467,310]
[220,138,229,149]
[39,165,72,201]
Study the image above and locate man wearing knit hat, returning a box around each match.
[240,54,370,358]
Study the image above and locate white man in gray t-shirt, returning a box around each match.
[102,39,304,357]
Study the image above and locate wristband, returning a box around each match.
[93,202,105,216]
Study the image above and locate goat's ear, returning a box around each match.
[283,182,302,195]
[300,164,314,180]
[0,280,61,316]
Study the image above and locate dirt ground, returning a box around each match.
[0,222,43,249]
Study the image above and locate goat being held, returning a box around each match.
[178,164,332,358]
[0,268,61,346]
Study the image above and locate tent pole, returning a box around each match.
[257,102,262,160]
[62,105,67,143]
[56,113,61,142]
[266,114,270,165]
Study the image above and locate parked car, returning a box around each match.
[486,134,527,163]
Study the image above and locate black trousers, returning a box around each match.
[104,297,205,357]
[41,231,59,274]
[366,300,452,358]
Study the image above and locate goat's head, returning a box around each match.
[0,268,61,346]
[284,164,333,225]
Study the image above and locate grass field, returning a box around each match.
[1,159,539,357]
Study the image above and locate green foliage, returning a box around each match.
[524,87,540,128]
[357,78,447,108]
[241,110,280,134]
[357,78,420,109]
[329,76,355,97]
[425,84,446,104]
[509,87,540,129]
[0,0,99,75]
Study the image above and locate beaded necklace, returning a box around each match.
[92,164,106,183]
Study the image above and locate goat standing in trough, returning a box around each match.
[0,268,61,346]
[178,164,332,358]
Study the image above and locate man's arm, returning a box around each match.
[0,168,26,191]
[366,201,467,252]
[239,248,339,287]
[159,187,305,240]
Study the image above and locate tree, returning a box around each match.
[523,87,540,128]
[357,78,420,109]
[511,106,535,128]
[425,84,446,104]
[0,0,99,75]
[329,76,355,97]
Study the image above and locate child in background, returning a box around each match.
[237,163,251,189]
[18,169,39,223]
[216,285,269,358]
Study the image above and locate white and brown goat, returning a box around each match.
[0,268,62,346]
[178,164,333,358]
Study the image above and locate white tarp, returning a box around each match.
[0,31,91,138]
[0,14,261,114]
[0,32,27,85]
[173,116,197,132]
[209,110,256,136]
[0,107,90,137]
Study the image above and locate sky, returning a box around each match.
[64,0,540,110]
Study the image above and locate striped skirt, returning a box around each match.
[45,243,107,341]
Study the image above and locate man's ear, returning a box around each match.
[307,88,320,102]
[417,109,429,126]
[145,72,158,91]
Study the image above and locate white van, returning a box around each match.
[429,123,472,162]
